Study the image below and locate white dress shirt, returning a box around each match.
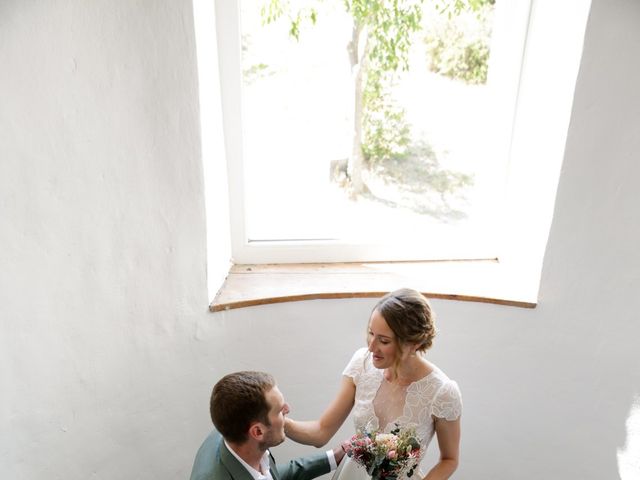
[224,441,338,479]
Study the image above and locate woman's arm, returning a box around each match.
[423,416,461,480]
[285,376,356,447]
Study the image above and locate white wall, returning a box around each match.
[1,0,639,479]
[0,1,211,477]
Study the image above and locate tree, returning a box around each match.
[262,0,484,194]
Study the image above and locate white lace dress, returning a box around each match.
[333,348,462,480]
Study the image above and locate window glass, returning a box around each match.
[233,0,524,261]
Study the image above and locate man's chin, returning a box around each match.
[262,435,286,450]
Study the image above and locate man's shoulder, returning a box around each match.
[190,430,230,480]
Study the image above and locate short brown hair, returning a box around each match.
[210,371,276,443]
[374,288,436,353]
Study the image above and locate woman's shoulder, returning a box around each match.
[427,363,451,382]
[426,365,462,420]
[342,347,371,378]
[415,364,462,399]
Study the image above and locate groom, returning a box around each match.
[190,371,345,480]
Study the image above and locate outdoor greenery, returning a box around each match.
[424,1,494,84]
[257,0,492,212]
[361,71,411,165]
[362,0,494,171]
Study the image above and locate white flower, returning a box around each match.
[375,433,398,449]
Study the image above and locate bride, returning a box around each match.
[285,288,462,480]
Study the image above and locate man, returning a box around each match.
[190,371,345,480]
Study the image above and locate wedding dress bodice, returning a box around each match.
[342,348,462,477]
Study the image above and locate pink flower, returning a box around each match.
[387,450,397,460]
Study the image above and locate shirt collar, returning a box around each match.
[224,440,272,480]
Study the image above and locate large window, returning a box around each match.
[215,0,532,264]
[208,0,589,278]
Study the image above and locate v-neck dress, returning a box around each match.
[334,348,462,480]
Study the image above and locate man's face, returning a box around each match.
[261,386,290,448]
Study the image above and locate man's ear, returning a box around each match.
[248,422,265,441]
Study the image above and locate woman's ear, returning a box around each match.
[403,342,419,357]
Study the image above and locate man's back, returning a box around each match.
[190,430,239,480]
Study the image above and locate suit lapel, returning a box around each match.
[268,451,280,480]
[219,441,257,480]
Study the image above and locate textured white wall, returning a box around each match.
[1,0,639,479]
[0,1,211,477]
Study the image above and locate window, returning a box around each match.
[197,0,592,304]
[214,0,534,265]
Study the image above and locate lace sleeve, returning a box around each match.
[342,347,368,383]
[431,380,462,421]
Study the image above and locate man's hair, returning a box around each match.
[210,371,276,443]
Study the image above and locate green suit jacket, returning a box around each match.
[190,430,331,480]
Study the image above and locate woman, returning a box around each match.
[285,288,462,480]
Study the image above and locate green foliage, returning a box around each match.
[425,1,493,84]
[433,0,494,18]
[260,0,489,164]
[260,0,318,41]
[345,1,426,165]
[345,0,425,72]
[362,72,411,164]
[263,0,427,70]
[261,0,428,167]
[243,62,272,84]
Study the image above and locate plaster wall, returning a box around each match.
[1,0,639,479]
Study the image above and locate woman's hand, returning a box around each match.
[283,376,356,447]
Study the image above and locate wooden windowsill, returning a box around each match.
[210,260,538,312]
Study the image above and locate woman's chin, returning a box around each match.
[372,357,388,368]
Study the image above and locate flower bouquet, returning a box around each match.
[342,424,422,480]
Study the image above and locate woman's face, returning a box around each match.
[367,309,399,369]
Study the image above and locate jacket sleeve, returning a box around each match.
[276,452,331,480]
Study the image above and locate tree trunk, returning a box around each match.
[347,23,368,195]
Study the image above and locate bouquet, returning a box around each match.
[342,424,422,480]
